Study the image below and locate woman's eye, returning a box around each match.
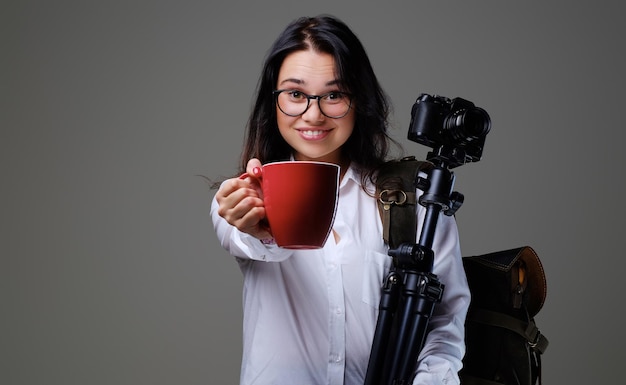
[326,92,342,100]
[324,92,345,103]
[289,91,304,99]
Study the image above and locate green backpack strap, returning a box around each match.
[376,157,432,249]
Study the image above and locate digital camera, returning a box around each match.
[408,93,491,167]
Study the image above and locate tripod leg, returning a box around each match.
[386,271,444,384]
[364,271,401,385]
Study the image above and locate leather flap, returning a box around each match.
[464,246,547,317]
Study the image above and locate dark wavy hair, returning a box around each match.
[239,15,398,183]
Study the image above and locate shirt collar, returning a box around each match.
[340,162,369,191]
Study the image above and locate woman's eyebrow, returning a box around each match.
[277,78,342,87]
[278,78,304,86]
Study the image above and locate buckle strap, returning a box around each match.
[375,157,426,248]
[378,189,416,246]
[467,308,549,354]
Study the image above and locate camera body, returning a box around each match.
[408,93,491,168]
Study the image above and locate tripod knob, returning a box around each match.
[388,243,434,271]
[445,191,464,216]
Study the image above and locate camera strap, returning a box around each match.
[376,156,431,248]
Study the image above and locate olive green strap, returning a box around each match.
[376,157,429,249]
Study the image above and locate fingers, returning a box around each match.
[216,178,261,220]
[246,158,263,178]
[241,157,264,200]
[215,173,269,239]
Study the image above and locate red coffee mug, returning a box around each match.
[242,161,340,249]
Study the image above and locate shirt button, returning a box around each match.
[329,354,343,363]
[335,308,343,315]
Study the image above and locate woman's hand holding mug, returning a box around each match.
[215,158,272,241]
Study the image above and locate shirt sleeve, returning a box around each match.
[412,208,470,385]
[210,192,294,262]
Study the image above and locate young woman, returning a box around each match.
[211,15,470,385]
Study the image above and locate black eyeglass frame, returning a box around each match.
[272,89,353,119]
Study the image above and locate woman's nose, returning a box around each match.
[302,99,325,122]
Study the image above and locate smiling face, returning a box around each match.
[275,49,355,166]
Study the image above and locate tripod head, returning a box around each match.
[408,93,491,169]
[407,93,491,216]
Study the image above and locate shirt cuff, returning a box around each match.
[233,231,294,262]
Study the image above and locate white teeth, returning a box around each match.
[302,130,324,136]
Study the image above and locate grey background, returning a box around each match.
[3,1,624,384]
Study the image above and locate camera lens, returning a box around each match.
[445,107,491,142]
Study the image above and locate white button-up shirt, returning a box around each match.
[211,164,470,385]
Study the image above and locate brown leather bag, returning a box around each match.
[460,246,549,385]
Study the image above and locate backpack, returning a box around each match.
[375,157,549,385]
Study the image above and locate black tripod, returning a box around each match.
[364,93,490,384]
[364,157,463,385]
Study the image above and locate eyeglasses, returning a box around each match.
[273,89,352,119]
